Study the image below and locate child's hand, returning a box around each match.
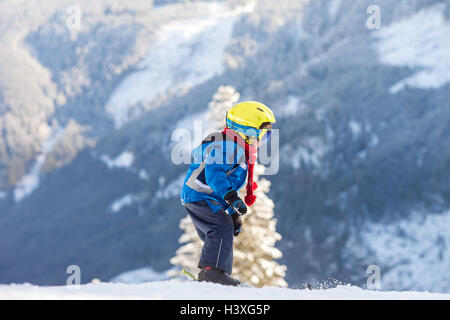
[224,190,247,215]
[231,213,242,237]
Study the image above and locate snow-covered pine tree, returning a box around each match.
[168,215,203,277]
[170,86,286,287]
[234,164,287,287]
[206,85,240,129]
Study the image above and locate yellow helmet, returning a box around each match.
[226,101,276,143]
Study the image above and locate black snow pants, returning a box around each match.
[183,200,234,275]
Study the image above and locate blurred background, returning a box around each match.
[0,0,449,292]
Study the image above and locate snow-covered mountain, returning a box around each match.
[344,209,450,293]
[0,0,449,293]
[105,2,254,129]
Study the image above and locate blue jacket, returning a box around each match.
[180,132,248,214]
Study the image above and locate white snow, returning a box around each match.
[155,174,185,200]
[0,280,449,300]
[110,267,170,284]
[369,133,379,147]
[278,96,319,120]
[277,96,302,118]
[13,126,64,202]
[101,151,134,169]
[282,136,329,171]
[139,169,150,181]
[109,192,150,214]
[348,120,362,138]
[105,2,255,129]
[345,209,450,293]
[375,5,450,93]
[110,194,135,213]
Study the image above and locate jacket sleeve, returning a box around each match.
[204,142,235,199]
[228,163,248,191]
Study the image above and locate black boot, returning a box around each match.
[198,267,241,287]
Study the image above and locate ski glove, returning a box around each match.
[224,190,247,215]
[231,213,242,237]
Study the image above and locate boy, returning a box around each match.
[180,101,275,286]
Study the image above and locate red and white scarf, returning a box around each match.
[222,128,258,206]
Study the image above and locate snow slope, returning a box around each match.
[110,267,170,284]
[375,4,450,93]
[105,2,255,129]
[1,281,449,300]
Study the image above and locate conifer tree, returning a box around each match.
[234,164,287,287]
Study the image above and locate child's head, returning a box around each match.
[225,101,275,146]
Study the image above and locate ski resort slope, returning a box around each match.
[1,280,449,300]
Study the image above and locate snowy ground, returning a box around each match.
[1,280,449,300]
